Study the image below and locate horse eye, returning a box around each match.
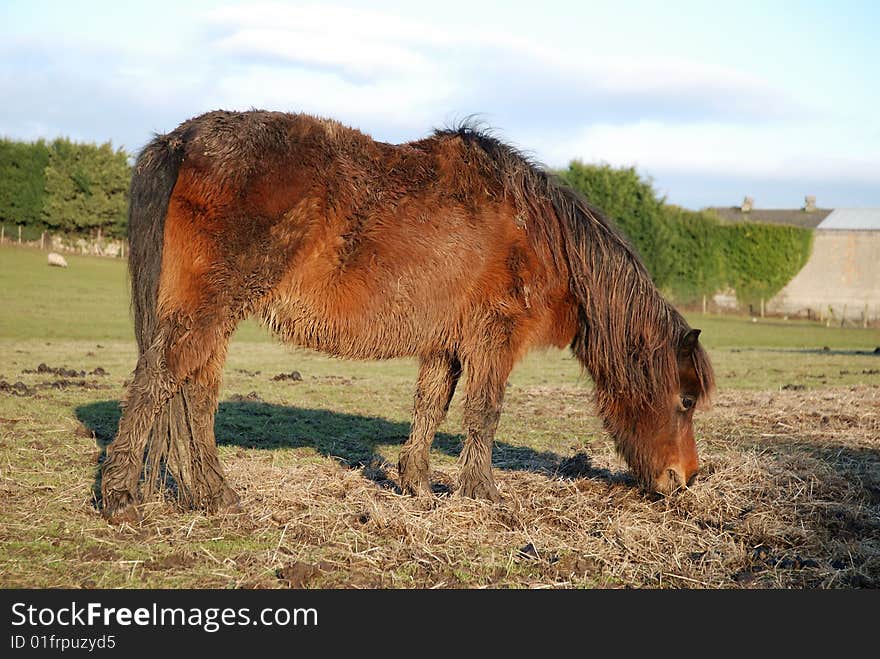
[680,396,696,411]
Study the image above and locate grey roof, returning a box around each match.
[816,208,880,230]
[708,207,831,228]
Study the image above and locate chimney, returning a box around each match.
[804,195,816,212]
[741,196,754,213]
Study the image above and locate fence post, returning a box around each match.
[1,225,4,244]
[702,295,707,315]
[760,298,765,318]
[18,225,22,244]
[40,232,45,250]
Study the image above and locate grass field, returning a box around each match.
[1,244,878,588]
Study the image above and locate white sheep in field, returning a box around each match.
[47,252,68,268]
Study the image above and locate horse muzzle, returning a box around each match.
[652,464,698,495]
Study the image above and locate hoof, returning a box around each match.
[218,485,242,513]
[457,476,502,503]
[101,491,141,525]
[190,484,241,514]
[399,470,432,497]
[398,455,431,497]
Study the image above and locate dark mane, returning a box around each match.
[435,121,715,416]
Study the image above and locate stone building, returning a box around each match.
[709,198,880,322]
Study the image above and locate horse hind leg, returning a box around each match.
[101,310,239,522]
[100,338,177,523]
[143,340,239,513]
[398,352,461,496]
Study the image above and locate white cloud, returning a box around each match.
[214,28,436,80]
[203,2,793,127]
[544,120,880,183]
[204,3,518,50]
[193,2,838,182]
[212,65,455,134]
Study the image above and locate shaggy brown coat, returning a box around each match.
[101,110,713,522]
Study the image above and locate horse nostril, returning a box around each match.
[667,468,684,489]
[687,471,699,487]
[652,466,690,495]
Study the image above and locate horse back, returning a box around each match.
[158,110,577,360]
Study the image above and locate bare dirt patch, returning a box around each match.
[144,552,197,571]
[0,380,35,396]
[272,371,302,382]
[1,363,112,396]
[41,379,112,391]
[229,392,264,403]
[22,363,109,377]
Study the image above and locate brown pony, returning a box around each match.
[100,110,714,523]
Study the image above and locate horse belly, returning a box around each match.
[260,264,460,360]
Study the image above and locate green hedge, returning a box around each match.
[717,217,814,305]
[0,138,49,227]
[558,162,814,306]
[42,138,130,237]
[0,138,130,238]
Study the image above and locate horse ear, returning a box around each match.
[679,328,701,356]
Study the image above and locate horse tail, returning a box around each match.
[127,133,187,355]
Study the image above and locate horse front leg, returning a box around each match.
[398,352,461,496]
[457,354,513,503]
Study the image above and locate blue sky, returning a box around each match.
[2,0,878,209]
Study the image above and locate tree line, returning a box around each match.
[0,138,130,240]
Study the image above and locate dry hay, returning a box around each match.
[126,385,878,589]
[2,386,876,589]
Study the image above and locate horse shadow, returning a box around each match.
[76,399,615,500]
